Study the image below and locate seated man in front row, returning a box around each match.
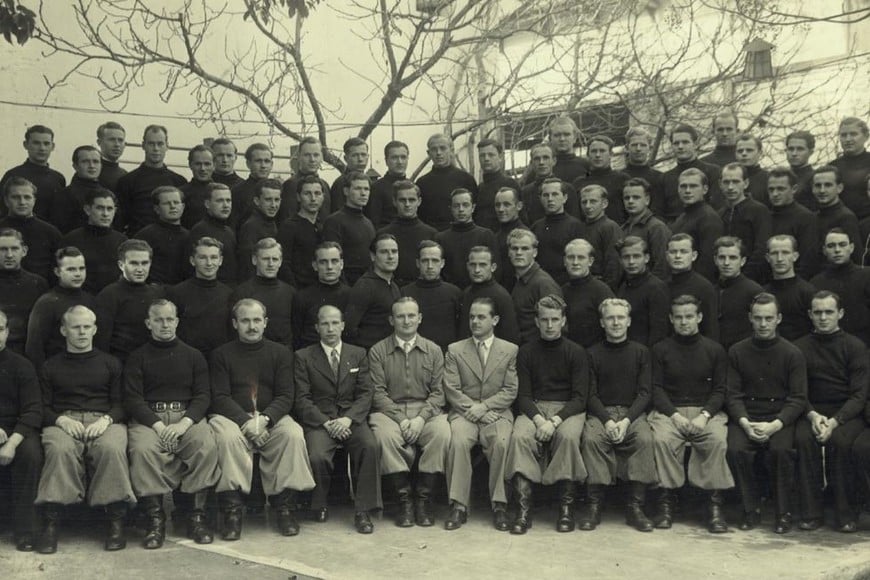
[209,298,315,540]
[368,297,450,528]
[443,297,518,531]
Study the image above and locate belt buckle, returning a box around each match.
[153,402,167,412]
[169,402,183,411]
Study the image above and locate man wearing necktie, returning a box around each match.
[443,297,518,531]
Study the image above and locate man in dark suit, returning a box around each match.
[294,305,381,534]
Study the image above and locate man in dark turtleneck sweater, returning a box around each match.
[96,121,127,192]
[548,115,590,184]
[460,246,520,345]
[715,236,763,349]
[0,125,66,220]
[435,188,496,289]
[578,184,624,288]
[768,166,819,279]
[345,234,402,349]
[811,229,870,346]
[134,186,190,285]
[726,292,807,534]
[116,125,187,235]
[323,171,376,285]
[475,139,520,232]
[648,294,732,533]
[366,141,408,228]
[237,179,281,281]
[521,143,579,225]
[208,298,315,539]
[794,291,868,533]
[763,235,816,341]
[210,138,244,189]
[660,124,722,221]
[813,166,861,264]
[378,180,436,287]
[699,112,739,168]
[189,183,238,285]
[168,237,233,358]
[786,130,817,211]
[530,178,583,285]
[718,163,771,282]
[671,168,724,282]
[0,177,62,282]
[180,145,215,229]
[229,143,273,230]
[124,299,219,548]
[49,145,105,234]
[829,117,870,220]
[416,134,478,231]
[493,187,528,290]
[402,240,461,351]
[280,137,332,222]
[277,176,324,289]
[510,229,563,344]
[623,128,665,208]
[26,247,96,369]
[666,233,719,341]
[561,239,613,348]
[61,190,128,294]
[616,236,669,347]
[0,228,48,354]
[621,177,671,280]
[572,135,630,224]
[505,294,589,534]
[95,239,165,362]
[291,242,351,350]
[735,134,770,206]
[329,137,369,211]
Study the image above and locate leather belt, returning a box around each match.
[149,401,187,412]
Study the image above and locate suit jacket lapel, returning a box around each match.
[313,347,339,384]
[482,340,505,382]
[463,339,485,380]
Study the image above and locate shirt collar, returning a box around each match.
[476,334,495,351]
[320,341,342,358]
[393,334,419,353]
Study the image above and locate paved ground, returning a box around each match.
[3,501,870,580]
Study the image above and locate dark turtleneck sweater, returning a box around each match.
[816,201,861,263]
[95,278,165,360]
[0,214,62,282]
[237,209,278,281]
[513,263,563,344]
[717,274,763,349]
[435,220,497,289]
[135,220,191,285]
[578,213,624,289]
[718,197,771,282]
[617,270,670,347]
[323,206,376,285]
[521,177,579,225]
[209,338,295,426]
[494,217,528,290]
[517,336,589,419]
[0,159,66,219]
[829,150,870,219]
[167,277,233,356]
[98,158,127,192]
[49,174,104,234]
[621,208,672,280]
[668,269,719,342]
[530,212,584,286]
[0,269,49,353]
[476,171,521,232]
[344,270,402,349]
[726,335,807,424]
[41,348,123,425]
[366,172,405,228]
[561,274,614,347]
[25,285,97,369]
[231,275,295,348]
[763,276,815,341]
[791,164,816,211]
[652,332,727,416]
[416,165,478,231]
[378,217,437,286]
[587,339,651,422]
[212,171,244,189]
[460,278,520,345]
[671,201,724,282]
[116,163,187,234]
[795,329,868,425]
[189,215,239,285]
[0,348,41,436]
[229,175,263,230]
[624,163,665,203]
[572,166,630,223]
[553,152,590,184]
[279,172,332,223]
[291,279,351,350]
[276,213,323,289]
[700,145,737,168]
[660,158,722,220]
[180,178,213,229]
[401,278,462,351]
[811,262,870,345]
[61,224,128,294]
[744,164,770,206]
[770,201,819,279]
[124,337,210,426]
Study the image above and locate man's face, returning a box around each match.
[735,138,761,167]
[253,246,282,278]
[417,246,444,282]
[390,301,421,340]
[344,178,370,210]
[191,244,222,280]
[622,185,649,216]
[233,304,267,343]
[371,239,399,274]
[620,244,649,276]
[564,243,593,279]
[766,239,798,277]
[385,146,409,175]
[61,310,97,352]
[671,132,697,162]
[667,239,696,273]
[580,189,607,220]
[809,296,842,335]
[74,150,102,180]
[247,149,273,179]
[297,183,324,215]
[508,235,537,270]
[549,124,575,155]
[24,131,54,165]
[0,236,25,271]
[85,195,117,227]
[478,144,503,173]
[211,143,237,175]
[469,302,498,339]
[494,190,522,223]
[154,190,184,224]
[767,176,796,208]
[600,304,630,342]
[97,128,125,162]
[142,129,168,166]
[670,304,701,336]
[823,232,854,265]
[839,123,868,156]
[588,140,611,170]
[120,250,151,283]
[254,187,281,218]
[812,171,843,207]
[344,144,369,172]
[298,142,322,174]
[467,250,495,284]
[626,135,650,165]
[394,188,421,219]
[55,255,86,289]
[313,247,343,284]
[715,245,745,279]
[205,189,232,220]
[713,115,738,146]
[540,182,566,215]
[786,137,812,168]
[720,167,747,205]
[4,185,36,217]
[535,306,565,341]
[678,174,707,206]
[750,302,781,340]
[146,303,179,342]
[0,317,7,351]
[189,150,215,182]
[427,137,453,168]
[450,192,474,223]
[315,307,344,347]
[530,147,555,177]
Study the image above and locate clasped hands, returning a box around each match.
[324,417,353,441]
[152,418,194,453]
[464,403,499,425]
[670,412,710,438]
[56,415,111,442]
[739,417,783,443]
[808,412,839,444]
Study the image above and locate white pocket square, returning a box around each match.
[349,368,360,373]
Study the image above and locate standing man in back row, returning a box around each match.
[416,134,477,231]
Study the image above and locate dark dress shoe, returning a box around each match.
[492,509,510,532]
[354,512,374,534]
[739,509,761,531]
[837,521,857,533]
[15,534,35,552]
[444,507,467,531]
[312,507,329,523]
[395,502,415,528]
[773,513,793,534]
[277,509,300,536]
[798,518,822,531]
[510,516,531,535]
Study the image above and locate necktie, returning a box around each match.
[403,341,412,355]
[477,340,488,368]
[330,348,340,379]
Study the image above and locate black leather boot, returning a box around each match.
[626,482,654,532]
[274,489,300,536]
[36,503,61,554]
[510,474,533,535]
[578,484,604,531]
[654,488,674,529]
[219,490,244,541]
[415,472,438,527]
[386,472,414,527]
[187,491,214,544]
[140,496,166,549]
[556,480,576,532]
[105,502,128,551]
[708,490,728,533]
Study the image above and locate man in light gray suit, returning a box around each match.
[443,297,518,531]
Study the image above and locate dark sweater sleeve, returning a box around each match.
[94,286,117,353]
[14,358,42,436]
[344,280,371,341]
[106,355,125,424]
[775,348,808,426]
[209,349,249,426]
[726,347,749,420]
[516,346,542,419]
[24,295,52,370]
[648,283,671,346]
[262,347,294,424]
[585,352,609,423]
[703,342,728,415]
[185,349,211,423]
[123,350,160,427]
[651,344,677,417]
[834,338,869,424]
[557,344,589,419]
[626,346,652,421]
